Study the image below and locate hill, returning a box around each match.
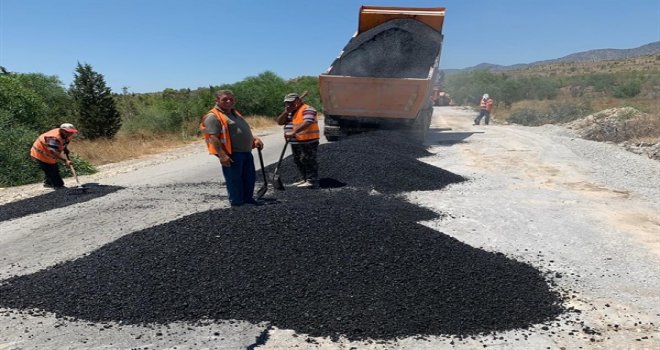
[443,41,660,74]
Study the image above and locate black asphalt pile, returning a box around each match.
[0,185,124,222]
[328,19,442,78]
[0,134,565,340]
[270,131,466,194]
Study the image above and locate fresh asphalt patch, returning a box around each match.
[0,132,567,341]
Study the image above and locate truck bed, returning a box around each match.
[319,75,432,120]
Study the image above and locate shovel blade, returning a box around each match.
[272,175,285,191]
[256,185,268,199]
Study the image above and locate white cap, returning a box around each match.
[59,123,78,133]
[483,94,489,99]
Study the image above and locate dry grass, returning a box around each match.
[70,115,279,166]
[498,95,660,123]
[518,54,660,76]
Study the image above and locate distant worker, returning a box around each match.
[30,123,78,190]
[276,92,320,189]
[200,90,264,206]
[474,94,494,125]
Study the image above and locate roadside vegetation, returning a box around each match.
[1,54,658,187]
[0,66,319,187]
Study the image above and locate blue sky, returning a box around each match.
[1,0,659,93]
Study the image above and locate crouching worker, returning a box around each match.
[201,90,264,206]
[30,123,78,190]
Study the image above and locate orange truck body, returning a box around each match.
[319,6,446,141]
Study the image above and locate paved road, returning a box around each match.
[1,107,658,349]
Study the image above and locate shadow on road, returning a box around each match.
[0,185,124,222]
[426,127,484,146]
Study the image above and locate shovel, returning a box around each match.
[272,138,291,191]
[255,146,268,199]
[67,159,88,194]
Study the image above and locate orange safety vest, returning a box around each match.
[480,98,494,112]
[200,107,236,155]
[30,128,69,164]
[287,104,320,142]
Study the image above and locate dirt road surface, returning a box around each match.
[1,107,658,349]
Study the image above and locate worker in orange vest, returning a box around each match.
[474,94,494,125]
[30,123,78,189]
[276,92,320,189]
[200,90,264,206]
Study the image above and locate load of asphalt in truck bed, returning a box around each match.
[328,18,442,79]
[0,132,565,341]
[0,185,123,222]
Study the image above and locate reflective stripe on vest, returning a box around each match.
[200,108,240,155]
[286,104,319,142]
[30,128,66,164]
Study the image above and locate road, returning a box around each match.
[0,107,658,349]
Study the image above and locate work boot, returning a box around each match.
[245,199,264,206]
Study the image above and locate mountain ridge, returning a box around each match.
[443,41,660,74]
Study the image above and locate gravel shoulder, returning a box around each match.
[1,107,658,349]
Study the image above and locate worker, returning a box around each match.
[474,94,494,125]
[200,90,264,206]
[30,123,78,190]
[276,92,320,189]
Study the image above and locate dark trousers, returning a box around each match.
[474,110,490,125]
[35,159,65,188]
[291,141,319,183]
[221,151,256,206]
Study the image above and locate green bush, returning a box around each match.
[613,80,641,98]
[0,75,50,130]
[507,108,549,126]
[223,71,290,117]
[0,125,41,186]
[508,103,592,126]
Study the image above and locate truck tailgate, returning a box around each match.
[319,75,430,120]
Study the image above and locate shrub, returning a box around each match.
[507,108,549,126]
[507,103,592,126]
[0,123,41,186]
[613,80,641,98]
[0,75,50,130]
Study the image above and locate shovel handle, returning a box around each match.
[272,139,290,178]
[65,152,81,185]
[257,147,267,184]
[68,163,80,185]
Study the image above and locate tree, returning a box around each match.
[16,73,72,127]
[69,62,121,138]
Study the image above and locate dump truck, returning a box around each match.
[319,5,446,142]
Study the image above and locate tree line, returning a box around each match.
[1,59,655,187]
[0,64,320,186]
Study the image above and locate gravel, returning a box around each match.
[0,132,566,341]
[542,125,660,210]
